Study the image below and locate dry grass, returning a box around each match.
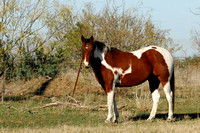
[2,119,200,133]
[175,66,200,88]
[3,66,200,113]
[1,66,199,132]
[4,65,200,98]
[135,88,152,112]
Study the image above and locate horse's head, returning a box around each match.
[81,35,94,68]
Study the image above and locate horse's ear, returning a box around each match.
[90,36,94,43]
[81,35,85,43]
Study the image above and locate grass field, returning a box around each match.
[0,66,199,132]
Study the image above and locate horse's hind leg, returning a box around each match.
[162,81,173,121]
[147,75,160,121]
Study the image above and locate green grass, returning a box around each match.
[0,101,106,129]
[0,89,199,130]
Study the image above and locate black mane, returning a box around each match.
[93,41,119,53]
[93,41,106,52]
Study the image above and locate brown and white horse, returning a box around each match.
[81,35,174,123]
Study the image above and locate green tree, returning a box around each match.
[0,0,61,100]
[47,1,180,66]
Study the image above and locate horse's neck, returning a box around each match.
[92,43,122,63]
[90,53,102,70]
[90,43,106,71]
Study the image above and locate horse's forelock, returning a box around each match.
[85,39,91,44]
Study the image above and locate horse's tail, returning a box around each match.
[170,67,175,111]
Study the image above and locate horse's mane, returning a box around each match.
[93,41,106,51]
[93,41,119,53]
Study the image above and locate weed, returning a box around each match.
[135,88,152,112]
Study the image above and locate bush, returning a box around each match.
[175,56,200,69]
[4,46,65,81]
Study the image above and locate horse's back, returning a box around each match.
[132,46,173,70]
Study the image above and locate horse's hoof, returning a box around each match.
[167,117,175,122]
[147,117,153,122]
[105,120,111,123]
[167,117,171,121]
[113,120,118,124]
[147,119,152,122]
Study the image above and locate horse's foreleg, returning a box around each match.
[148,89,160,121]
[113,95,119,123]
[105,89,114,123]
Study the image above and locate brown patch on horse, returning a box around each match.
[152,46,157,49]
[114,70,118,75]
[101,65,114,93]
[118,60,151,87]
[146,49,170,87]
[104,48,133,71]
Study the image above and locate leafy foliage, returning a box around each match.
[0,0,181,81]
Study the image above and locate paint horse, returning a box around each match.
[81,35,174,123]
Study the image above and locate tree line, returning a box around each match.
[0,0,181,81]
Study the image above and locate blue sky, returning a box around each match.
[62,0,200,57]
[141,0,200,57]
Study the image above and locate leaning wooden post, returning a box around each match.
[72,60,82,97]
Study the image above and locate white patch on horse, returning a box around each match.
[148,89,160,121]
[101,53,132,84]
[153,46,174,79]
[122,65,132,77]
[106,90,114,122]
[131,46,152,59]
[83,58,89,67]
[163,81,173,120]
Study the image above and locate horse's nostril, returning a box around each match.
[85,65,90,68]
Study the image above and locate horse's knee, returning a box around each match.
[152,89,160,102]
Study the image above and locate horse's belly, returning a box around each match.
[116,73,149,87]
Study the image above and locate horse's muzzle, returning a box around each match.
[83,59,90,68]
[84,64,90,68]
